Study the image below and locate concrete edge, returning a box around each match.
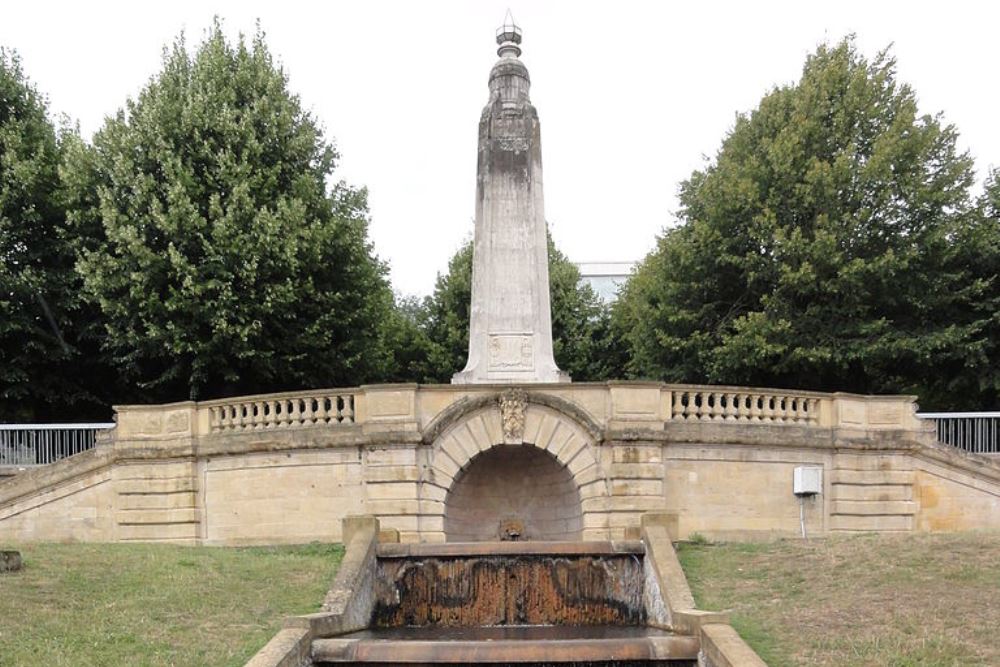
[243,516,380,667]
[243,628,311,667]
[641,512,768,666]
[700,623,768,667]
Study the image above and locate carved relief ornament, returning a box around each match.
[498,389,528,444]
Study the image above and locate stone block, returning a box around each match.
[582,527,610,541]
[534,415,560,450]
[364,466,419,483]
[831,500,917,516]
[830,469,914,485]
[610,385,663,420]
[118,491,197,510]
[365,447,417,466]
[378,528,400,543]
[829,514,913,531]
[567,450,596,476]
[365,499,421,517]
[606,496,668,512]
[117,508,201,525]
[430,450,461,482]
[420,483,448,503]
[700,623,767,667]
[611,479,663,496]
[611,444,663,464]
[831,484,912,501]
[582,512,610,529]
[117,478,196,495]
[365,482,419,501]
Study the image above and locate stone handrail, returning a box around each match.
[203,389,356,433]
[669,387,821,425]
[109,382,920,442]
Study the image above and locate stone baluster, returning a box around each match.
[672,392,684,421]
[341,395,355,424]
[723,393,737,421]
[314,396,329,424]
[302,398,315,425]
[735,394,747,421]
[748,395,760,421]
[711,392,724,421]
[762,395,774,422]
[696,392,708,421]
[774,396,786,423]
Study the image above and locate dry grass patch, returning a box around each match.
[0,542,343,666]
[677,533,1000,667]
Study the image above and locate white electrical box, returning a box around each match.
[793,466,823,495]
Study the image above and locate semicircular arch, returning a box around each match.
[419,401,610,541]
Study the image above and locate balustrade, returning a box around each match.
[207,392,356,432]
[670,389,819,425]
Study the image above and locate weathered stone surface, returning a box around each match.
[1,383,999,545]
[372,551,645,627]
[452,26,567,384]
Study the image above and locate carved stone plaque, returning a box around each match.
[487,334,533,371]
[498,388,528,443]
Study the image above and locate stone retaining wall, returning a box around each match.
[1,382,998,545]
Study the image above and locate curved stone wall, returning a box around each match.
[443,446,582,541]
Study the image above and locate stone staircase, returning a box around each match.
[829,455,917,532]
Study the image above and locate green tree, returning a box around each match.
[411,234,622,383]
[66,24,393,401]
[615,38,995,408]
[0,49,111,420]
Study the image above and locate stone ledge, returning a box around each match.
[376,539,644,558]
[700,623,768,667]
[312,627,700,663]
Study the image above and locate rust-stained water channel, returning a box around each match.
[314,542,698,666]
[372,541,645,627]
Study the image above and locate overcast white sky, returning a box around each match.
[3,1,998,296]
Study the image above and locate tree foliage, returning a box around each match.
[400,234,622,383]
[66,24,393,401]
[0,49,110,420]
[615,38,997,409]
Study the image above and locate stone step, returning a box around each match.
[312,625,699,664]
[829,484,913,501]
[830,500,917,516]
[829,469,914,486]
[829,514,914,532]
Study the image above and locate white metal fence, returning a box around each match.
[0,424,115,467]
[917,412,1000,455]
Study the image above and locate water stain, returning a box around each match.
[372,554,646,627]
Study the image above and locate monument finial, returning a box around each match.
[496,10,522,58]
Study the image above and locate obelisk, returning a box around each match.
[452,16,569,385]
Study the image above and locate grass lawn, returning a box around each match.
[0,542,343,666]
[678,532,1000,667]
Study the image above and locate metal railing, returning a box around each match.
[0,423,115,467]
[917,412,1000,455]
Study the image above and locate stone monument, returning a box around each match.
[452,15,569,384]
